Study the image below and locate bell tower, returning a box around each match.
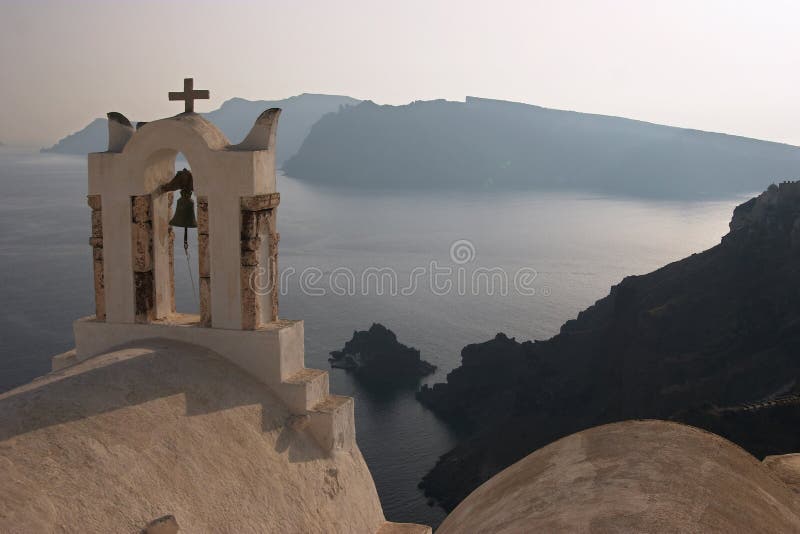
[83,78,282,330]
[59,80,359,455]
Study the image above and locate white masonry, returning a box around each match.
[61,79,355,453]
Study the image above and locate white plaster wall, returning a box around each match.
[87,113,278,329]
[73,317,304,387]
[1,342,387,533]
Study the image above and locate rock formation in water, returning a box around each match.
[283,97,800,198]
[329,323,436,385]
[417,181,800,511]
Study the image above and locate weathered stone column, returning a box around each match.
[267,209,280,322]
[131,195,155,323]
[197,196,211,326]
[240,193,280,330]
[88,195,105,321]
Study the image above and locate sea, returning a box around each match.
[0,147,747,527]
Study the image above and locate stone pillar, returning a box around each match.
[267,210,280,322]
[197,196,211,326]
[88,195,105,321]
[131,195,155,323]
[240,193,280,330]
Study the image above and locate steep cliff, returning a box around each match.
[418,181,800,510]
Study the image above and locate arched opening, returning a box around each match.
[135,147,205,324]
[169,152,200,315]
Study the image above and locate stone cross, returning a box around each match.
[168,78,210,113]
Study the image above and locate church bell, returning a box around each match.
[169,189,198,229]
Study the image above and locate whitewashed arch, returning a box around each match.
[87,109,281,329]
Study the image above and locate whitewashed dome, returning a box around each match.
[0,340,385,533]
[437,420,800,533]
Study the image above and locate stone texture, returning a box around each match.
[132,195,152,223]
[134,271,155,323]
[196,196,208,235]
[199,277,211,327]
[91,210,103,237]
[93,258,105,321]
[240,236,261,252]
[88,196,105,321]
[241,210,259,239]
[268,217,279,322]
[198,234,210,277]
[86,194,102,211]
[240,208,278,327]
[241,192,280,211]
[240,249,259,267]
[240,265,260,330]
[132,221,153,273]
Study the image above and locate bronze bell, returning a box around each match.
[169,189,197,229]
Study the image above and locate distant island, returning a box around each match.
[284,97,800,199]
[41,93,359,166]
[41,94,800,198]
[417,180,800,511]
[329,323,436,386]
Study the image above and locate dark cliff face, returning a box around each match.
[329,323,436,388]
[417,182,800,511]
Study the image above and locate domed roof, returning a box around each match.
[437,420,800,533]
[0,340,384,532]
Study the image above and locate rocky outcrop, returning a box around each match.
[417,181,800,511]
[330,324,436,386]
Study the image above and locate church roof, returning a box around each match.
[0,340,385,533]
[437,420,800,533]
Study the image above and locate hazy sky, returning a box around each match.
[1,0,798,147]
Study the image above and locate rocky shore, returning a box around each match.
[417,181,800,511]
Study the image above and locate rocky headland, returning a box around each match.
[417,181,800,511]
[329,323,436,386]
[284,97,800,198]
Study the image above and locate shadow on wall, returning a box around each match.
[0,339,325,463]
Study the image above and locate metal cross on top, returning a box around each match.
[168,77,210,113]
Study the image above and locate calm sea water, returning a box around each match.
[0,148,745,527]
